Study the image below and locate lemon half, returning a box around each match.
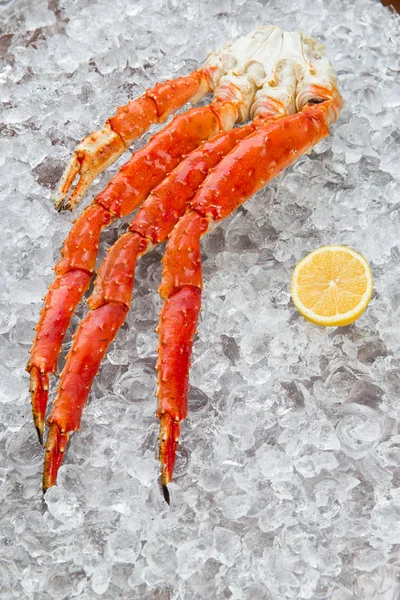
[291,245,373,327]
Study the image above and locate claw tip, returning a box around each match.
[35,425,44,446]
[162,484,170,505]
[53,198,65,212]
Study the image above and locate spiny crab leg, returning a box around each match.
[54,25,277,210]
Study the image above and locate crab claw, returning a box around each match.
[53,125,126,211]
[29,367,49,445]
[159,413,181,504]
[43,423,69,492]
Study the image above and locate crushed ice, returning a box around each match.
[1,0,400,597]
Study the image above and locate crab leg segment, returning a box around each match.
[43,425,69,489]
[157,288,202,504]
[28,271,94,442]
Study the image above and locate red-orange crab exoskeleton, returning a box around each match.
[27,25,343,503]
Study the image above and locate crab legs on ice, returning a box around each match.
[27,26,342,499]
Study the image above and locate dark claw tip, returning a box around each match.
[162,484,170,505]
[35,425,43,446]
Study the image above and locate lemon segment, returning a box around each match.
[291,245,373,327]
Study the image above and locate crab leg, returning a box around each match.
[53,71,212,211]
[41,121,266,490]
[157,94,343,497]
[157,212,206,501]
[28,101,244,445]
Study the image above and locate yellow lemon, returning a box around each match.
[291,245,373,327]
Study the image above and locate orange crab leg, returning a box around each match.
[108,72,210,143]
[157,287,202,504]
[43,233,148,490]
[54,69,212,210]
[40,121,262,490]
[157,212,207,499]
[28,270,95,443]
[28,102,240,444]
[157,97,342,497]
